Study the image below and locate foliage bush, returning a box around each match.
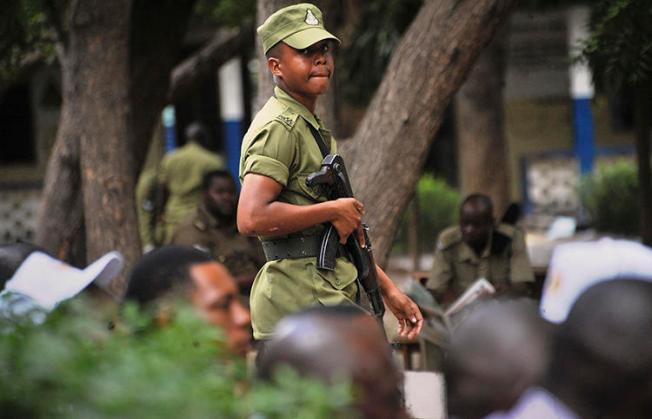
[580,160,639,236]
[392,175,461,255]
[0,298,354,419]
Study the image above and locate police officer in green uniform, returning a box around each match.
[428,194,534,305]
[156,122,225,244]
[171,170,266,295]
[238,3,423,341]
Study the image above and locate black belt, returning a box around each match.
[261,235,346,261]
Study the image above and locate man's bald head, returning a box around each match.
[446,299,550,419]
[548,279,652,417]
[459,194,494,252]
[257,305,406,419]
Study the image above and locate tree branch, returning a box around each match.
[41,0,68,50]
[168,24,252,102]
[341,0,517,265]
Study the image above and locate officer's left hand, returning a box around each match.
[384,289,423,340]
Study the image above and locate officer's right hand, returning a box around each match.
[330,198,364,244]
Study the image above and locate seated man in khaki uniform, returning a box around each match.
[427,194,534,305]
[171,170,265,295]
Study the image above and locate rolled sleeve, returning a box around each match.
[241,122,295,187]
[427,247,452,295]
[243,155,290,187]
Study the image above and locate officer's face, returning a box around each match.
[189,262,252,356]
[205,176,236,218]
[269,40,334,100]
[460,203,493,249]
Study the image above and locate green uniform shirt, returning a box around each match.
[170,203,266,278]
[240,86,358,340]
[427,223,534,301]
[159,142,225,243]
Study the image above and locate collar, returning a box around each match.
[185,141,204,151]
[274,86,322,130]
[197,203,235,230]
[457,229,493,263]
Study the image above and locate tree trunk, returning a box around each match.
[36,1,195,294]
[66,0,138,296]
[34,58,86,265]
[169,27,251,104]
[634,84,652,246]
[341,0,517,266]
[455,28,511,217]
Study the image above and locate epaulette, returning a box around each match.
[436,226,462,251]
[193,219,207,232]
[495,223,516,238]
[274,109,299,130]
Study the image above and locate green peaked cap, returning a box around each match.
[257,3,340,54]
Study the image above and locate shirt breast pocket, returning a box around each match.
[293,173,327,203]
[489,257,511,284]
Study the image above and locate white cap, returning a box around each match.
[540,239,652,323]
[4,251,124,311]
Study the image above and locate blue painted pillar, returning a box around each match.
[162,105,177,153]
[568,7,595,174]
[219,58,245,186]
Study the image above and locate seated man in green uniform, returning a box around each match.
[237,3,423,341]
[171,170,266,295]
[155,122,226,244]
[428,194,534,305]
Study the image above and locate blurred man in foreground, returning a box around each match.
[124,245,251,356]
[491,279,652,419]
[257,304,407,419]
[445,299,550,419]
[428,194,534,305]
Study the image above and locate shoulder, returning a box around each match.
[491,223,518,254]
[436,226,462,251]
[274,107,300,130]
[495,223,517,238]
[248,96,300,135]
[173,212,206,238]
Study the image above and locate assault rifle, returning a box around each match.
[306,154,386,323]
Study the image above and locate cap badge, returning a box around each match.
[305,9,319,25]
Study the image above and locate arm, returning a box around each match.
[152,182,169,231]
[427,246,454,304]
[376,265,423,339]
[237,173,364,243]
[152,157,171,233]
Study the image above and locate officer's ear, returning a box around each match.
[267,56,281,78]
